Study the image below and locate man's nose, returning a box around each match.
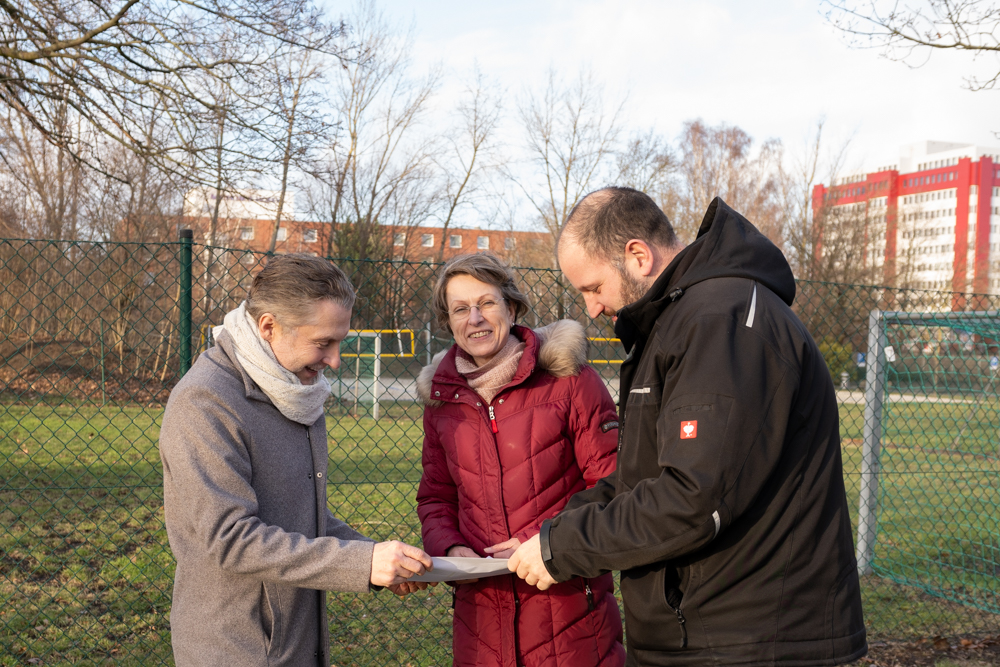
[585,297,603,320]
[324,348,341,370]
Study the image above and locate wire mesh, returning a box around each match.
[873,314,1000,618]
[0,237,998,665]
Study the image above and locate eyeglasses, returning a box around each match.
[448,298,505,320]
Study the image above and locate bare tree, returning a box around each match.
[0,104,84,240]
[614,128,680,226]
[517,69,624,265]
[86,111,181,243]
[782,120,851,280]
[673,120,783,244]
[0,0,344,176]
[615,129,678,195]
[264,45,330,253]
[823,0,1000,91]
[307,0,437,260]
[808,198,887,285]
[433,67,503,262]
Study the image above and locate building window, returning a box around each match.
[240,226,254,241]
[504,237,515,250]
[276,227,288,242]
[421,234,434,247]
[303,229,317,243]
[477,235,489,250]
[450,234,462,248]
[394,233,406,246]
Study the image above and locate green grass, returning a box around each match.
[0,399,998,665]
[839,400,1000,638]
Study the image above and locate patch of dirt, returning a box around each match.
[855,636,1000,666]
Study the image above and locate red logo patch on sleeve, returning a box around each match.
[680,420,698,439]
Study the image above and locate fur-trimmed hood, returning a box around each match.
[416,320,588,406]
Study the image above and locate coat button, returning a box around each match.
[316,472,323,478]
[499,399,504,404]
[476,402,481,406]
[454,393,459,399]
[435,391,440,396]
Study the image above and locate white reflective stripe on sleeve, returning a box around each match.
[630,387,651,394]
[745,283,757,328]
[712,510,721,538]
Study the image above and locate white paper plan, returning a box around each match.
[409,557,511,583]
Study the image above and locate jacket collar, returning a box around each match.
[615,197,795,351]
[417,319,588,406]
[614,240,697,353]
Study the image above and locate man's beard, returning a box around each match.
[615,263,649,311]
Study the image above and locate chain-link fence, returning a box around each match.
[1,235,998,665]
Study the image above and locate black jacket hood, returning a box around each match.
[616,197,795,350]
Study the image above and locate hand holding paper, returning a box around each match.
[508,534,556,591]
[484,537,521,559]
[447,545,481,584]
[371,540,433,587]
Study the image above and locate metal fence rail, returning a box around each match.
[1,235,999,665]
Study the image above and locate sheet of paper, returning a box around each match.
[409,557,511,583]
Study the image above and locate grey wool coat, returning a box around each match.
[160,331,376,667]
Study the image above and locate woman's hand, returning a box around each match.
[484,537,521,559]
[447,545,481,584]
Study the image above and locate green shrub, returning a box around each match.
[819,338,854,379]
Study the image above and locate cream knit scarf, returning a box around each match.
[221,301,331,425]
[454,334,526,404]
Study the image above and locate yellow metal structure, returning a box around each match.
[587,336,623,364]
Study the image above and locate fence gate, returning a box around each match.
[857,309,1000,617]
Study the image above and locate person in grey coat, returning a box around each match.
[160,254,434,667]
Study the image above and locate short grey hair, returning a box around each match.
[246,254,355,326]
[432,252,530,334]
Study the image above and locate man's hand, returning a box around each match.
[508,534,556,590]
[387,580,436,596]
[446,545,480,584]
[371,541,433,587]
[483,537,521,559]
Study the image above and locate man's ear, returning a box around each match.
[623,239,657,277]
[257,313,277,342]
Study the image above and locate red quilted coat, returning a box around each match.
[416,321,625,667]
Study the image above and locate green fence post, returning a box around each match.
[179,228,193,377]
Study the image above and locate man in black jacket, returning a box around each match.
[509,188,867,666]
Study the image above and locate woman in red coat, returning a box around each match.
[416,252,625,667]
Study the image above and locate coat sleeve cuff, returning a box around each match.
[539,520,553,562]
[539,520,565,581]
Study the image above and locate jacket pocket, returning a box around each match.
[619,562,685,651]
[259,582,278,655]
[620,383,664,488]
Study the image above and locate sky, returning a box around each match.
[365,0,999,173]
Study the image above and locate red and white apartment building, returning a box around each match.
[812,141,1000,304]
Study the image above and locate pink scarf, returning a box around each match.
[454,334,526,404]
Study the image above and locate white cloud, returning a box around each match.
[378,0,998,168]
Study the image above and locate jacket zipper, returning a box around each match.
[665,588,688,648]
[585,580,594,611]
[488,405,498,433]
[480,398,513,549]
